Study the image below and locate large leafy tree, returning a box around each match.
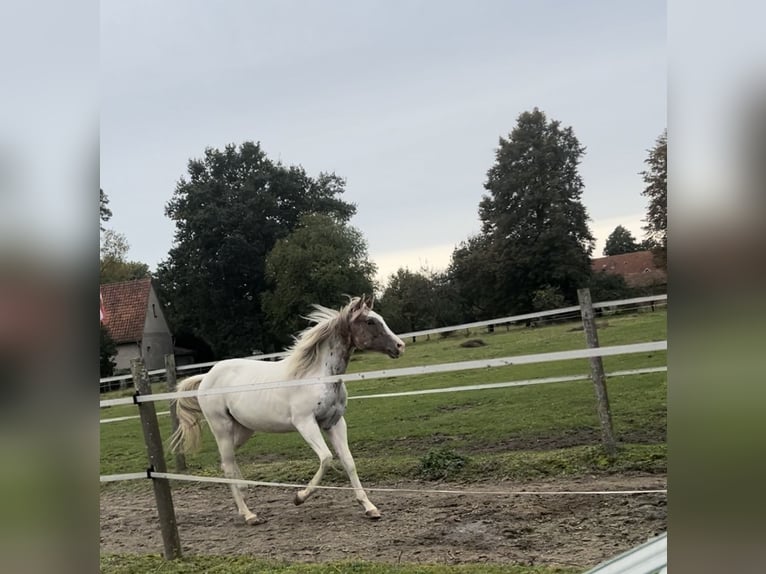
[261,214,376,349]
[641,129,667,269]
[100,229,150,284]
[447,234,498,321]
[377,268,461,334]
[603,225,641,256]
[478,108,594,314]
[156,141,356,358]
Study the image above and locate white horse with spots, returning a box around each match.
[170,296,405,524]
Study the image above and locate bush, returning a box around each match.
[417,447,469,480]
[531,285,566,311]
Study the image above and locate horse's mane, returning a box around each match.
[282,299,357,378]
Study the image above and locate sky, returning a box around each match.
[100,0,666,285]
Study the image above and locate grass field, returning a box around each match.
[100,309,666,573]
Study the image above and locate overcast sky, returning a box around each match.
[101,0,666,284]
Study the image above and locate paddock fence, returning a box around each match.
[99,291,668,561]
[99,294,666,392]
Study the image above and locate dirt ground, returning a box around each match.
[100,473,666,569]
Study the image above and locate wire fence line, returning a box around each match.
[99,340,667,408]
[99,366,667,424]
[99,294,667,389]
[100,291,668,562]
[100,469,667,498]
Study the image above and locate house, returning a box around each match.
[590,250,667,288]
[100,278,174,371]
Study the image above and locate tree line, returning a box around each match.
[100,110,666,372]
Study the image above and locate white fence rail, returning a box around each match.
[100,366,667,424]
[100,340,667,408]
[99,294,666,390]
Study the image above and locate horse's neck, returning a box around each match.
[316,337,353,376]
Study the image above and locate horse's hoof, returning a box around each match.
[365,508,382,520]
[245,515,267,526]
[293,493,305,506]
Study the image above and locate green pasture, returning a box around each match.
[100,310,666,573]
[100,310,667,480]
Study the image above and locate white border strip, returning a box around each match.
[99,341,667,408]
[99,470,667,497]
[582,531,667,574]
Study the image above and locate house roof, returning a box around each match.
[100,278,152,343]
[590,250,666,287]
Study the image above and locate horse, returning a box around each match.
[169,295,405,524]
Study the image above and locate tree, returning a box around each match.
[100,188,112,231]
[603,225,640,256]
[156,141,356,358]
[478,108,594,314]
[531,285,566,312]
[261,214,376,348]
[100,323,117,378]
[100,229,150,284]
[377,267,463,334]
[588,270,635,302]
[641,130,667,269]
[446,234,498,321]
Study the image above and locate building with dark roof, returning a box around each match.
[590,250,667,288]
[100,278,174,371]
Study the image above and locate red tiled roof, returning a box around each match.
[100,278,152,343]
[591,250,666,287]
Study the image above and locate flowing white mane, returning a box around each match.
[282,300,357,378]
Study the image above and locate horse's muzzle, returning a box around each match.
[387,341,405,358]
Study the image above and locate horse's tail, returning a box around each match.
[169,374,206,454]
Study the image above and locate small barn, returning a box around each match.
[590,250,667,289]
[100,278,174,372]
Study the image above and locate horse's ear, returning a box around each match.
[367,294,375,310]
[350,296,368,321]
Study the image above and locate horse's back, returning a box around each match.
[201,358,287,389]
[199,357,303,433]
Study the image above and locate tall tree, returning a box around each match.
[447,234,498,321]
[478,108,594,314]
[603,225,640,256]
[100,188,112,231]
[100,229,150,284]
[156,141,356,358]
[641,129,667,269]
[261,214,376,349]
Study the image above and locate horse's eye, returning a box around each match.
[366,318,376,325]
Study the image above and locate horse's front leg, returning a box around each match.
[327,416,381,519]
[292,418,333,505]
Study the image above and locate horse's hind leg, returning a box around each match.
[327,416,380,519]
[207,412,263,525]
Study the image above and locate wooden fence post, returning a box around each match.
[164,354,187,472]
[131,359,182,560]
[577,288,617,457]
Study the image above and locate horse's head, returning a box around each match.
[348,295,405,359]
